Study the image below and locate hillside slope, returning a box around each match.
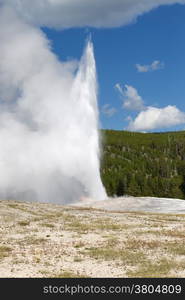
[101,130,185,199]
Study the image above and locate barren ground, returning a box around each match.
[0,198,185,278]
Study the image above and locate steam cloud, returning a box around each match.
[0,5,107,203]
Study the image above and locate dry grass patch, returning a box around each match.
[7,203,20,209]
[18,221,30,226]
[94,221,121,231]
[7,204,40,216]
[127,258,178,278]
[106,237,119,247]
[126,239,162,251]
[0,245,12,259]
[18,236,48,246]
[161,230,185,239]
[40,223,55,228]
[73,256,83,262]
[138,229,163,236]
[84,246,146,266]
[167,242,185,256]
[65,220,92,233]
[65,217,132,233]
[40,270,87,278]
[137,228,185,239]
[74,241,85,248]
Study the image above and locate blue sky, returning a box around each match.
[43,3,185,132]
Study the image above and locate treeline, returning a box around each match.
[100,130,185,199]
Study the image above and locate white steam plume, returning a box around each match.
[0,6,107,203]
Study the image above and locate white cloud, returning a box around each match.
[115,83,145,111]
[115,84,185,131]
[127,106,185,131]
[136,60,164,73]
[102,104,117,117]
[1,0,185,29]
[115,83,124,96]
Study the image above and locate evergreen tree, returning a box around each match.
[100,129,185,200]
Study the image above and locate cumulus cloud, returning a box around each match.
[102,104,117,117]
[1,0,185,29]
[127,106,185,131]
[115,83,185,131]
[115,83,145,111]
[136,60,164,73]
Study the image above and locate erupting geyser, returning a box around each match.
[0,5,107,203]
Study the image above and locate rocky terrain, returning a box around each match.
[0,197,185,278]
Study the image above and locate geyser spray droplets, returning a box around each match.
[0,6,107,203]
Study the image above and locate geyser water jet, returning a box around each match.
[0,6,107,203]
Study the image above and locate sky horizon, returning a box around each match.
[43,3,185,133]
